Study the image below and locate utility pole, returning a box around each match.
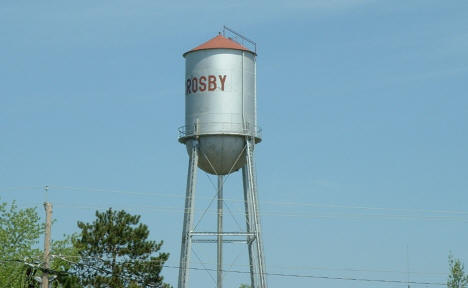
[42,187,52,288]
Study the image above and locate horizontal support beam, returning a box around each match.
[193,239,248,243]
[190,232,255,237]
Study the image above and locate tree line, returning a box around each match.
[1,198,467,288]
[0,199,170,287]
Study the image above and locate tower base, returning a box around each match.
[177,136,267,288]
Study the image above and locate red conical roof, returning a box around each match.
[183,34,254,57]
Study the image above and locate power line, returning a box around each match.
[10,255,444,287]
[0,186,43,193]
[51,255,161,287]
[163,265,446,286]
[50,203,468,223]
[47,185,468,216]
[45,255,447,286]
[5,185,468,218]
[51,254,448,277]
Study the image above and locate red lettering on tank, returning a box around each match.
[186,79,191,95]
[219,75,227,91]
[208,75,217,91]
[199,76,207,92]
[192,77,198,93]
[188,75,227,94]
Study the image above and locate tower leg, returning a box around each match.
[244,137,267,288]
[178,140,199,288]
[242,165,257,288]
[217,175,224,288]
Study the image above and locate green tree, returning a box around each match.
[0,199,81,288]
[74,208,171,288]
[448,254,468,288]
[50,234,83,288]
[0,200,42,287]
[239,284,251,288]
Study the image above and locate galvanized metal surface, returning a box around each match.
[191,232,255,236]
[192,239,248,243]
[242,163,256,286]
[181,47,260,175]
[178,122,262,142]
[177,137,267,288]
[185,136,246,175]
[177,140,199,288]
[244,138,268,288]
[217,175,223,288]
[178,33,266,288]
[184,48,257,138]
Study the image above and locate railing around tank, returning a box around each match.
[222,26,257,54]
[178,122,262,141]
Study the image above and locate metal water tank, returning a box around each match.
[179,34,261,175]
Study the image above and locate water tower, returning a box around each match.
[177,27,267,288]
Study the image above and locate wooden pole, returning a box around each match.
[42,201,52,288]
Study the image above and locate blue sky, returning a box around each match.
[1,0,467,287]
